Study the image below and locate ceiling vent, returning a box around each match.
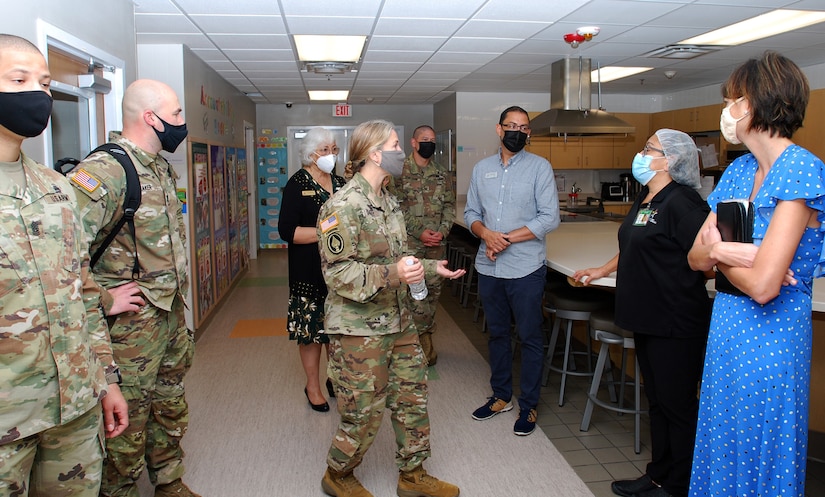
[303,62,355,74]
[644,45,721,60]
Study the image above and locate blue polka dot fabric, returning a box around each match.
[690,146,824,496]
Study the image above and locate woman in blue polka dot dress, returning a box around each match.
[687,51,824,496]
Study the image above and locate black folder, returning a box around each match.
[715,200,754,296]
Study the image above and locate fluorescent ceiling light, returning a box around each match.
[679,9,825,46]
[294,35,366,62]
[308,90,350,101]
[592,66,652,83]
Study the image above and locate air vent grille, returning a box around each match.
[644,45,721,60]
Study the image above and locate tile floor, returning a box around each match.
[438,276,825,497]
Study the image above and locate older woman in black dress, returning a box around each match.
[278,127,346,412]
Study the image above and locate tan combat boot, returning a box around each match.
[321,467,374,497]
[155,479,201,497]
[397,467,460,497]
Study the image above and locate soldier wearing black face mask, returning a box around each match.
[387,125,455,366]
[0,32,130,497]
[67,79,199,497]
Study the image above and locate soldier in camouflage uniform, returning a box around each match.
[387,125,455,365]
[0,34,128,497]
[318,120,465,497]
[68,80,198,497]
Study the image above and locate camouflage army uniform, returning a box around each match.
[318,172,439,473]
[387,154,455,361]
[69,132,192,497]
[0,153,113,496]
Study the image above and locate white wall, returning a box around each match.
[0,0,136,164]
[454,92,551,196]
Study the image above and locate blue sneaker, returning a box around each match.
[471,397,513,420]
[513,408,537,436]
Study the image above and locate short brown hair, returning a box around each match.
[722,51,809,139]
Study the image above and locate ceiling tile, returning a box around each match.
[134,0,825,101]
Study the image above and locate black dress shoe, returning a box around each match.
[304,388,329,412]
[611,474,657,497]
[633,487,673,497]
[326,378,335,398]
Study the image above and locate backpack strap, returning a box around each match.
[88,144,142,279]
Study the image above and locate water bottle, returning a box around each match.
[406,258,428,300]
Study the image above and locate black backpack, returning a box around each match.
[55,143,142,277]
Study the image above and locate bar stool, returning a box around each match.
[450,246,467,297]
[542,285,611,406]
[460,253,478,308]
[580,306,646,454]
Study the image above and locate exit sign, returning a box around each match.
[334,103,352,117]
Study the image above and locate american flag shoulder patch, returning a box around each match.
[71,168,102,193]
[320,213,339,233]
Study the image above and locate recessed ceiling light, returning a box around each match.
[592,66,653,83]
[294,35,366,62]
[679,9,825,46]
[308,90,349,101]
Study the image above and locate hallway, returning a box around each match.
[173,249,823,497]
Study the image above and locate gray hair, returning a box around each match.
[656,128,701,189]
[299,127,335,166]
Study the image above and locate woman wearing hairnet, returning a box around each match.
[573,129,712,497]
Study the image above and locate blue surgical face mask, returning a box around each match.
[631,153,657,186]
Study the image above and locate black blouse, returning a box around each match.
[278,168,346,296]
[614,181,712,338]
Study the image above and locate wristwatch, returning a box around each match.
[105,366,122,385]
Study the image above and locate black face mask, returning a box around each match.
[417,141,436,159]
[501,130,528,153]
[0,91,53,138]
[152,113,188,153]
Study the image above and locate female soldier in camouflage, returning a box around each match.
[317,119,464,497]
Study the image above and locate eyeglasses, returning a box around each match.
[641,144,666,158]
[500,122,531,132]
[318,146,340,155]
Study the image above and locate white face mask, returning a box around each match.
[315,153,336,174]
[720,97,748,145]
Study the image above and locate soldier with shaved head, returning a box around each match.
[0,33,128,496]
[68,78,196,497]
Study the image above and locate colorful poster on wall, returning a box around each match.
[210,145,229,298]
[256,134,288,248]
[236,148,249,268]
[191,142,213,322]
[226,147,241,279]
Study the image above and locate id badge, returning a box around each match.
[634,208,654,226]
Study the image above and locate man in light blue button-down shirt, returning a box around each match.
[465,105,559,436]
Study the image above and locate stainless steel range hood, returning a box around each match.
[530,58,635,136]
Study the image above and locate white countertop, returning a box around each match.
[543,220,825,312]
[456,200,825,311]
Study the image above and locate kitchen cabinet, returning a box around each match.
[603,203,631,216]
[673,103,721,132]
[547,136,613,169]
[795,89,825,160]
[525,136,550,159]
[653,103,722,134]
[612,113,650,168]
[651,110,674,132]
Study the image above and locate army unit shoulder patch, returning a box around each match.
[71,168,102,193]
[326,231,344,255]
[320,213,339,233]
